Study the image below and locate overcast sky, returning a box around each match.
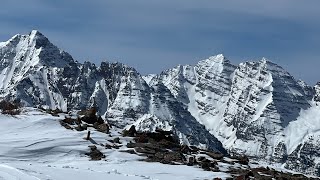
[1,0,320,84]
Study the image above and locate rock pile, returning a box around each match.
[85,145,105,160]
[123,126,318,180]
[59,108,110,134]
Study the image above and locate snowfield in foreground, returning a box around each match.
[0,109,230,180]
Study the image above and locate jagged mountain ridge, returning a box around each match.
[0,31,319,176]
[0,30,226,154]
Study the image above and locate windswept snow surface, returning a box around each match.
[0,164,39,180]
[0,109,230,180]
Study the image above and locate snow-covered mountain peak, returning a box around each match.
[260,58,289,73]
[259,57,283,67]
[1,30,74,68]
[0,31,76,107]
[29,30,45,40]
[1,34,22,47]
[98,61,141,78]
[195,54,235,82]
[28,30,51,48]
[208,53,226,61]
[260,57,270,63]
[199,54,231,65]
[238,58,292,81]
[1,30,46,46]
[30,29,42,36]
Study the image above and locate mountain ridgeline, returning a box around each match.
[0,31,319,176]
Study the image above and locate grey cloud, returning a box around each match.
[0,0,319,84]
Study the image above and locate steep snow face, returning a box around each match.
[222,60,312,159]
[221,60,276,155]
[99,62,151,124]
[156,57,318,176]
[0,32,41,90]
[0,30,74,110]
[154,55,236,129]
[145,80,227,153]
[283,103,320,175]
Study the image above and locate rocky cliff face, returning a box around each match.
[0,31,319,176]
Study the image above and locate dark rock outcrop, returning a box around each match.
[85,145,105,160]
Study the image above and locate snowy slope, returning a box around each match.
[283,103,320,174]
[0,109,231,180]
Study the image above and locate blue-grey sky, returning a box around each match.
[1,0,320,84]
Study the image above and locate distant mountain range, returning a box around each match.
[0,30,319,176]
